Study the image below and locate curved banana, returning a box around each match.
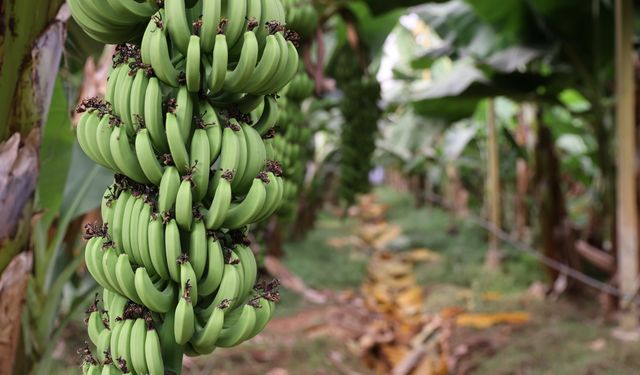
[215,304,256,347]
[134,267,176,313]
[120,192,137,260]
[115,253,142,304]
[158,166,181,213]
[102,248,124,296]
[135,128,164,185]
[245,34,281,93]
[188,220,208,280]
[128,196,145,264]
[149,11,180,87]
[165,219,182,282]
[116,319,134,371]
[85,237,115,292]
[144,77,170,152]
[97,328,112,363]
[130,318,149,375]
[253,95,279,135]
[109,319,124,363]
[148,216,171,280]
[175,179,194,231]
[175,86,194,142]
[222,177,268,229]
[186,35,201,92]
[110,126,150,184]
[223,0,248,49]
[230,121,249,191]
[246,298,274,339]
[179,260,199,305]
[197,235,225,296]
[190,128,211,202]
[95,115,120,172]
[164,0,191,55]
[189,303,225,354]
[87,310,106,346]
[235,124,267,193]
[137,202,156,274]
[144,328,165,375]
[198,264,240,319]
[232,245,257,299]
[174,290,196,345]
[208,34,229,95]
[223,31,259,93]
[114,64,135,136]
[130,68,150,127]
[205,177,232,230]
[199,102,222,163]
[200,0,222,53]
[166,112,191,175]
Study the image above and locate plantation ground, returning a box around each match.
[54,188,640,374]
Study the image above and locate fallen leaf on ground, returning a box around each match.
[480,291,503,301]
[402,248,442,263]
[456,312,531,329]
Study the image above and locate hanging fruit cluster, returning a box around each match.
[69,1,301,374]
[268,70,315,219]
[330,43,381,206]
[281,0,318,40]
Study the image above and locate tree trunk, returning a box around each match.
[534,112,582,287]
[615,0,638,331]
[514,104,533,240]
[485,99,502,269]
[0,2,66,373]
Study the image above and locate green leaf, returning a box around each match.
[61,142,114,219]
[34,78,74,230]
[363,0,445,15]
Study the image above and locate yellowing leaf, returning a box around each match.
[456,312,531,329]
[480,291,503,301]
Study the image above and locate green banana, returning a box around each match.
[144,77,170,153]
[144,328,165,375]
[174,288,196,345]
[158,166,181,213]
[134,267,176,313]
[175,179,194,231]
[190,302,226,354]
[148,216,171,280]
[197,235,225,296]
[135,128,164,185]
[190,128,211,201]
[130,318,149,375]
[208,34,229,95]
[115,253,143,304]
[186,35,202,92]
[222,177,268,229]
[216,304,256,347]
[166,112,191,175]
[165,219,182,282]
[188,220,208,280]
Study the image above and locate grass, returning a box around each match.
[375,186,544,293]
[281,211,369,291]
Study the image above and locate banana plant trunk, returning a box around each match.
[485,99,502,269]
[0,1,66,373]
[615,0,638,330]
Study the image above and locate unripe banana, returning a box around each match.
[71,0,299,369]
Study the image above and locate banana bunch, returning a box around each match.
[265,70,314,219]
[70,1,304,373]
[329,44,381,206]
[280,0,318,40]
[337,75,381,206]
